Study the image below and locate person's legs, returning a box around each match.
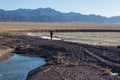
[50,34,52,40]
[50,31,53,40]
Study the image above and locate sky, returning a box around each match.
[0,0,120,17]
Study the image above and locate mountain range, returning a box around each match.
[0,8,120,23]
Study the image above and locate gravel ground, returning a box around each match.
[0,33,120,80]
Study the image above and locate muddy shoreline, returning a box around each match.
[0,33,120,80]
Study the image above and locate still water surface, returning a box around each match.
[0,54,46,80]
[25,32,120,46]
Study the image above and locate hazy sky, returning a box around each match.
[0,0,120,17]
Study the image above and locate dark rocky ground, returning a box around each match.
[0,33,120,80]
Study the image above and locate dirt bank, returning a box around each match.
[0,45,14,61]
[0,33,120,80]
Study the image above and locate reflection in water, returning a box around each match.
[0,54,46,80]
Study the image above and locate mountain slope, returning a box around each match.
[0,8,119,23]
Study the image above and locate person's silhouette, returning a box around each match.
[50,31,53,40]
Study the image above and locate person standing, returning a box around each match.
[50,31,53,40]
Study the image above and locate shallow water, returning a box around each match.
[25,32,120,46]
[0,54,46,80]
[56,32,120,46]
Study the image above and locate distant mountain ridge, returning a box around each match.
[0,8,120,23]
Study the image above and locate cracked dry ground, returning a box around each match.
[0,33,120,80]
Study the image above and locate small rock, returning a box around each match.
[110,73,118,76]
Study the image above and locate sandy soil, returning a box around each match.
[0,22,120,32]
[0,45,14,61]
